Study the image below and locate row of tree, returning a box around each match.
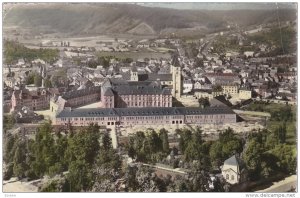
[4,40,59,65]
[242,128,296,181]
[127,128,169,163]
[86,56,134,69]
[3,122,121,192]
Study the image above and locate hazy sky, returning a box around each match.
[137,2,297,10]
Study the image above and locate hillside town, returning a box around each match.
[2,2,297,194]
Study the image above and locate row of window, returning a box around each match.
[60,119,235,125]
[226,174,235,181]
[186,115,227,119]
[60,116,233,122]
[120,95,171,99]
[121,98,171,102]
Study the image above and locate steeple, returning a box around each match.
[41,65,46,88]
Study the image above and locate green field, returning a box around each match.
[244,102,297,145]
[96,51,171,61]
[245,102,296,114]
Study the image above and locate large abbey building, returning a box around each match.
[52,54,236,127]
[55,106,236,126]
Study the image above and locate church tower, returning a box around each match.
[172,65,182,98]
[171,55,182,98]
[41,65,46,88]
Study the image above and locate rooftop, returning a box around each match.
[62,86,101,100]
[111,85,171,96]
[57,106,235,118]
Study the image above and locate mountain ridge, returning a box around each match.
[3,3,297,36]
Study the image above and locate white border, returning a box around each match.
[0,1,298,198]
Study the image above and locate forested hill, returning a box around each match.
[3,3,297,36]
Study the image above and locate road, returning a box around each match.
[256,175,297,192]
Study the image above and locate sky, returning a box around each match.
[136,2,297,10]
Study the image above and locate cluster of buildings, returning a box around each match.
[3,26,297,128]
[3,18,297,190]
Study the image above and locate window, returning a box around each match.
[226,174,229,180]
[231,175,234,181]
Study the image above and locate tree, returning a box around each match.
[34,73,42,87]
[210,128,243,165]
[209,142,223,168]
[275,122,287,144]
[260,153,279,179]
[212,85,223,92]
[4,40,59,65]
[123,58,133,64]
[167,175,189,192]
[127,138,136,159]
[270,144,296,174]
[146,128,162,154]
[101,132,112,152]
[44,78,52,88]
[125,165,162,192]
[98,57,110,68]
[67,160,93,192]
[129,131,146,162]
[3,114,15,131]
[65,124,100,165]
[243,138,263,180]
[183,128,206,162]
[178,129,192,153]
[219,128,235,142]
[186,163,211,192]
[25,73,35,85]
[91,128,122,192]
[3,134,17,164]
[211,177,226,192]
[13,140,28,179]
[198,97,210,108]
[87,59,98,68]
[91,167,120,192]
[159,128,169,154]
[32,122,56,177]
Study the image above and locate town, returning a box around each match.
[2,2,297,193]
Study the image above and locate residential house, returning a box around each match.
[239,88,252,100]
[183,79,193,94]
